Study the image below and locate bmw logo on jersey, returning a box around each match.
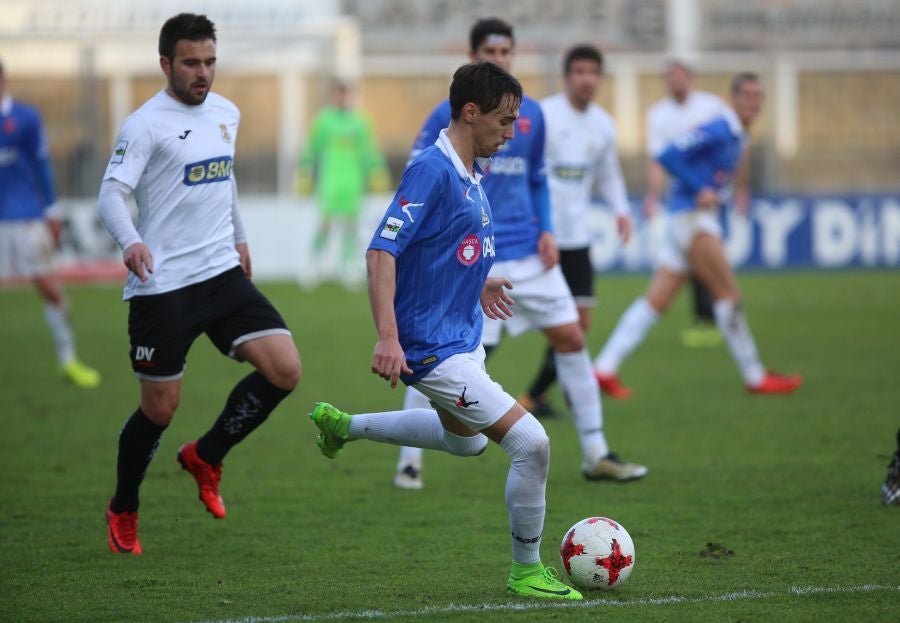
[183,155,233,186]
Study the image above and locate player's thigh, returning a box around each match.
[128,289,205,381]
[644,267,688,313]
[234,333,301,389]
[205,269,293,360]
[687,233,740,300]
[0,220,54,279]
[414,346,516,434]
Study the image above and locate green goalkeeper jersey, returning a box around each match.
[298,106,387,216]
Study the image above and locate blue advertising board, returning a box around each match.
[589,195,900,272]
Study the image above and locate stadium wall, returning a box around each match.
[51,194,900,285]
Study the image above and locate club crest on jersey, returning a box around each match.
[517,116,532,134]
[379,216,404,240]
[457,233,481,266]
[183,155,233,185]
[219,123,232,143]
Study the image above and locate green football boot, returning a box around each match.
[308,402,351,459]
[507,563,583,600]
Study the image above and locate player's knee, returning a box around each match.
[549,323,585,352]
[502,414,550,468]
[141,396,179,425]
[442,431,488,457]
[263,352,302,391]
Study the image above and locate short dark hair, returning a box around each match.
[449,61,522,121]
[731,72,760,95]
[563,44,603,74]
[159,13,217,60]
[469,17,514,52]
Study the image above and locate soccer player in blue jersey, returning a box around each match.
[594,73,802,395]
[309,61,582,600]
[0,61,101,388]
[393,18,646,490]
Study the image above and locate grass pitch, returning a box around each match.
[1,271,898,622]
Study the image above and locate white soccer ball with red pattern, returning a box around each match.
[559,517,635,590]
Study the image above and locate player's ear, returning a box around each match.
[462,102,479,124]
[159,56,171,77]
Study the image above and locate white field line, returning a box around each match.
[187,584,899,623]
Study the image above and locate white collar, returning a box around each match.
[1,94,12,116]
[722,107,746,139]
[435,128,489,184]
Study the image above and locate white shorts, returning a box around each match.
[657,210,722,274]
[413,344,516,431]
[481,255,578,346]
[0,220,55,278]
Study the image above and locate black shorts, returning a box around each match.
[559,247,595,306]
[127,266,290,380]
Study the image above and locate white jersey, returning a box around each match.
[645,90,725,156]
[102,90,241,299]
[540,93,630,251]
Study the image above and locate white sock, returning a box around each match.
[44,302,76,365]
[713,299,766,386]
[555,349,609,462]
[594,297,659,375]
[349,408,487,456]
[500,414,549,565]
[396,387,430,468]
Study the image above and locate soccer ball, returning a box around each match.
[559,517,635,590]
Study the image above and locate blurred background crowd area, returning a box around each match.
[2,0,899,199]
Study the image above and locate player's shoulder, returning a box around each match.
[690,90,726,108]
[519,94,544,116]
[204,92,240,119]
[539,92,565,111]
[9,99,40,121]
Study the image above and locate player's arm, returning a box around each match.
[657,127,719,204]
[366,249,412,388]
[295,114,322,195]
[97,178,153,282]
[598,125,633,243]
[24,112,62,243]
[529,108,558,269]
[732,143,752,215]
[230,177,251,277]
[643,111,666,217]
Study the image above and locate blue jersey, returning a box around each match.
[369,130,496,384]
[409,96,549,262]
[0,97,56,221]
[657,108,746,214]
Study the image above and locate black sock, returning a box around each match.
[196,371,292,466]
[527,344,558,399]
[692,276,715,323]
[111,408,167,513]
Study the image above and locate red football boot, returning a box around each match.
[747,371,802,395]
[595,371,633,400]
[106,500,142,555]
[177,441,226,519]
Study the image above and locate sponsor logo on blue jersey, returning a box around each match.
[183,156,233,186]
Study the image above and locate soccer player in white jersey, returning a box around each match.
[521,44,634,407]
[643,60,732,355]
[0,61,101,388]
[97,14,301,554]
[308,62,582,600]
[594,73,801,397]
[392,19,646,490]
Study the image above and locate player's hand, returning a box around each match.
[295,170,313,196]
[368,169,391,193]
[371,337,412,389]
[537,231,558,269]
[481,277,514,320]
[123,242,154,282]
[695,187,720,211]
[236,242,252,279]
[642,195,660,219]
[46,217,64,247]
[733,188,750,215]
[616,214,633,244]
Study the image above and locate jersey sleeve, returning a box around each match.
[368,161,444,257]
[527,105,552,231]
[25,110,57,207]
[407,102,449,165]
[596,122,631,217]
[102,113,154,190]
[657,121,725,195]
